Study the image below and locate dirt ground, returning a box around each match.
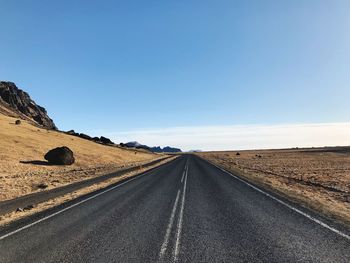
[0,114,161,201]
[198,148,350,226]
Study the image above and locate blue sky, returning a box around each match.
[1,1,350,150]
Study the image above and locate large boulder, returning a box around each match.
[44,146,75,165]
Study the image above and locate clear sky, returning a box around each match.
[1,1,350,150]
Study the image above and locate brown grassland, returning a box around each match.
[198,148,350,226]
[0,114,161,201]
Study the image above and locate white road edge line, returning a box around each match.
[174,161,188,261]
[206,160,350,241]
[0,164,166,241]
[158,190,181,261]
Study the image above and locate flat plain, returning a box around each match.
[198,147,350,226]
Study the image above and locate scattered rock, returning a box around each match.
[23,204,35,211]
[15,119,21,125]
[16,207,24,212]
[44,146,75,165]
[37,183,48,189]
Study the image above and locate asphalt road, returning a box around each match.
[0,155,349,262]
[0,157,170,216]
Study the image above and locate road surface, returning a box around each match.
[0,155,349,262]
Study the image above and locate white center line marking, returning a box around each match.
[181,171,185,183]
[206,160,350,241]
[159,190,181,261]
[174,162,188,261]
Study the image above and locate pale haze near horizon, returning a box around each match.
[1,1,350,150]
[91,122,350,152]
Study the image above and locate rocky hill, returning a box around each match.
[0,81,57,129]
[150,146,182,153]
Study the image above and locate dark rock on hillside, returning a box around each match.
[65,130,81,137]
[15,119,21,125]
[0,81,57,129]
[64,130,114,145]
[44,146,75,165]
[79,133,92,140]
[99,136,114,144]
[66,130,76,135]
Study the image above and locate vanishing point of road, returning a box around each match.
[0,155,349,262]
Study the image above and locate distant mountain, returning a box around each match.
[0,81,57,129]
[121,141,182,153]
[123,141,146,148]
[160,146,182,153]
[150,146,182,153]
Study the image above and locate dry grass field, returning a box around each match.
[0,114,160,201]
[198,148,350,226]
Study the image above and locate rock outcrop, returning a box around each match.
[99,136,114,145]
[64,130,115,145]
[0,81,57,129]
